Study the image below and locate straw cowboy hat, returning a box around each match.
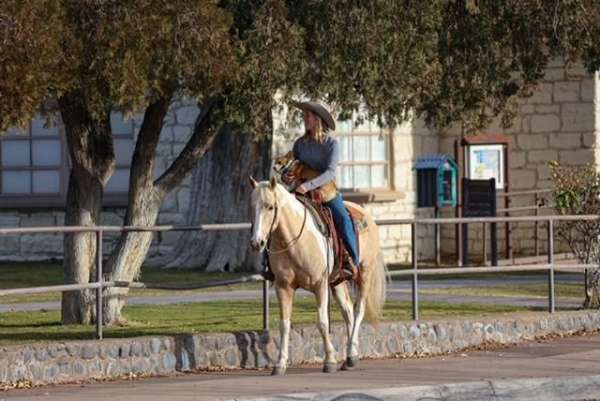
[292,101,336,131]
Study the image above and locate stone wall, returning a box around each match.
[438,60,598,260]
[2,311,599,386]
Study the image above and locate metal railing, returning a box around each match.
[497,188,553,260]
[0,214,597,339]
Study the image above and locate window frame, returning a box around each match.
[336,124,402,202]
[0,115,134,209]
[0,121,69,208]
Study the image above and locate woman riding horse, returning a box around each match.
[284,101,359,281]
[249,101,386,375]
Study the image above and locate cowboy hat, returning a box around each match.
[292,101,336,131]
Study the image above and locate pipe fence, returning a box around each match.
[0,214,597,339]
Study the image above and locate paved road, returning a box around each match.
[0,274,585,313]
[5,331,600,401]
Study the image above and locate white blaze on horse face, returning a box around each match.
[250,185,276,252]
[251,201,264,250]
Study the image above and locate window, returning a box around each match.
[336,119,391,190]
[0,117,67,207]
[0,112,134,208]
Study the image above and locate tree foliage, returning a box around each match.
[0,0,236,128]
[4,1,600,133]
[285,0,600,132]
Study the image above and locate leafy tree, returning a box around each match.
[1,0,302,324]
[1,0,238,324]
[3,0,600,324]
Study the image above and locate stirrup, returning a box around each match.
[261,269,275,281]
[330,258,358,286]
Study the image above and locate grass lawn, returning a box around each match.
[0,262,260,304]
[0,298,529,346]
[422,283,584,299]
[0,262,586,304]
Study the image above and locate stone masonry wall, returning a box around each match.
[1,311,599,386]
[438,60,597,261]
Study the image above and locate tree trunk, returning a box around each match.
[583,267,600,309]
[103,196,163,324]
[59,93,115,325]
[103,97,221,325]
[161,120,272,271]
[61,171,104,324]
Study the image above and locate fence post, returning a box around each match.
[96,230,103,340]
[482,222,487,266]
[263,279,270,332]
[411,222,419,321]
[534,193,540,257]
[434,206,440,266]
[547,220,555,313]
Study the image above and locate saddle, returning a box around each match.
[268,152,368,285]
[296,194,367,286]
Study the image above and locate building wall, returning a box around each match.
[0,100,200,262]
[438,60,597,261]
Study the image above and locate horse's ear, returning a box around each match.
[270,176,277,189]
[249,176,258,188]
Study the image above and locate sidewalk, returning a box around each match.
[6,331,600,401]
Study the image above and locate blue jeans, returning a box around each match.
[325,194,359,266]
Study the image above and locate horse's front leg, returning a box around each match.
[316,281,337,373]
[272,284,294,376]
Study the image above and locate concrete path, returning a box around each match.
[5,331,600,401]
[0,274,585,313]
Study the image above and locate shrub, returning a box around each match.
[549,161,600,308]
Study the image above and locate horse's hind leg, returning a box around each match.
[331,283,354,364]
[345,287,366,369]
[272,284,294,376]
[315,281,337,373]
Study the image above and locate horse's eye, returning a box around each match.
[268,205,274,211]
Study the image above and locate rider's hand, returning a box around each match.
[295,184,309,194]
[282,172,296,185]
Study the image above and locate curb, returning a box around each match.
[231,374,600,401]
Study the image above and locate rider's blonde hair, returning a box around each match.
[302,111,329,144]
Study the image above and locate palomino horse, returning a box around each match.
[249,177,387,375]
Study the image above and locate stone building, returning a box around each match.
[0,61,596,266]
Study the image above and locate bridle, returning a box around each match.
[260,190,308,255]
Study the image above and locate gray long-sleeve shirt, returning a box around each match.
[292,135,339,191]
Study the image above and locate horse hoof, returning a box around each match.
[341,356,359,371]
[271,366,286,376]
[322,362,337,373]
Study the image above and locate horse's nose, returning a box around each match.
[250,238,265,251]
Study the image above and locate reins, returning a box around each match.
[265,193,308,255]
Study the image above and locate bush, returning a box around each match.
[549,161,600,308]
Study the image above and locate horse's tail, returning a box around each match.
[365,251,388,322]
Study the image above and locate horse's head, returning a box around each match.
[249,176,280,252]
